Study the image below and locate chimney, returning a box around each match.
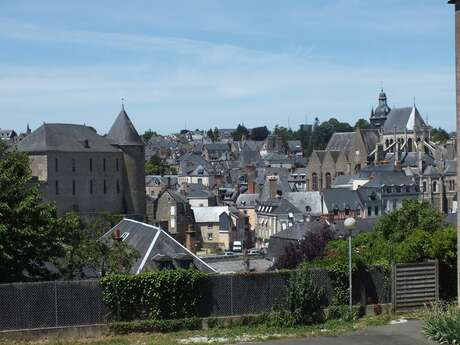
[113,228,122,241]
[185,224,195,253]
[248,181,256,194]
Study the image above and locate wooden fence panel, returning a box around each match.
[392,261,439,311]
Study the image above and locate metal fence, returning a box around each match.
[392,261,439,311]
[0,268,390,331]
[0,280,105,331]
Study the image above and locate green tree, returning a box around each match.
[431,127,450,144]
[354,118,370,130]
[143,129,158,142]
[250,126,270,141]
[0,147,67,282]
[232,124,249,141]
[145,154,176,175]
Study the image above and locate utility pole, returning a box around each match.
[448,0,460,307]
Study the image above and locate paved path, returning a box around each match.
[251,320,436,345]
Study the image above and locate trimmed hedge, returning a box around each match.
[108,317,202,334]
[100,270,208,321]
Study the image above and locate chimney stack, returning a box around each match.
[185,224,195,253]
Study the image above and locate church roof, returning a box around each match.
[16,123,120,153]
[383,106,427,134]
[107,108,144,146]
[326,132,355,151]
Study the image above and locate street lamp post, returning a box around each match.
[344,217,356,316]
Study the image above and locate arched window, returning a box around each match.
[423,181,427,192]
[433,181,438,193]
[385,139,389,148]
[312,173,318,191]
[325,172,332,189]
[407,138,413,152]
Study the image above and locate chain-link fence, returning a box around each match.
[0,280,105,331]
[0,268,390,330]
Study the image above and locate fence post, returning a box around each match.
[391,263,396,314]
[230,275,234,316]
[54,281,58,327]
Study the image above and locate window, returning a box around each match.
[72,158,76,172]
[90,180,93,194]
[89,158,93,172]
[367,207,372,216]
[55,180,59,195]
[72,180,76,195]
[207,223,213,229]
[170,206,176,216]
[433,181,438,193]
[55,158,59,172]
[386,186,392,194]
[423,181,427,192]
[325,172,332,189]
[345,208,350,215]
[396,186,401,193]
[312,173,318,191]
[207,233,213,240]
[103,179,107,194]
[121,232,130,241]
[197,178,203,185]
[103,158,106,172]
[170,218,176,228]
[357,209,361,217]
[374,206,379,216]
[333,207,339,216]
[116,180,120,194]
[405,186,411,193]
[116,158,119,172]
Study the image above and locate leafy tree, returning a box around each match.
[143,129,158,142]
[145,154,176,175]
[0,147,67,282]
[232,124,249,141]
[213,127,219,141]
[250,126,269,141]
[206,128,216,142]
[276,225,334,269]
[273,125,297,142]
[354,118,370,130]
[431,127,450,144]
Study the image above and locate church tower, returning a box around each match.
[370,89,391,129]
[107,106,146,218]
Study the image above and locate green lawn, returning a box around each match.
[0,316,393,345]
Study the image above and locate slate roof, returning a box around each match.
[332,175,353,188]
[322,189,364,211]
[284,192,322,215]
[192,206,229,223]
[101,218,215,273]
[236,193,259,208]
[257,198,301,215]
[423,165,441,177]
[363,170,415,187]
[204,143,230,151]
[16,123,120,153]
[444,160,456,175]
[107,108,144,146]
[287,140,302,152]
[383,106,427,134]
[187,183,215,199]
[326,132,355,151]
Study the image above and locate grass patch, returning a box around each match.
[0,315,394,345]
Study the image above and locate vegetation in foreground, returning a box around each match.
[424,304,460,345]
[0,315,392,345]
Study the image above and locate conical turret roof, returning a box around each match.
[107,107,144,146]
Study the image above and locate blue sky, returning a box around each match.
[0,0,456,134]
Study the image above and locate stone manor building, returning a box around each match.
[17,107,146,218]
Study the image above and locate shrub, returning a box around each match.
[424,304,460,345]
[100,269,208,321]
[286,269,324,325]
[108,317,202,334]
[326,305,363,321]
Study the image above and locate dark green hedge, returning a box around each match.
[100,270,208,321]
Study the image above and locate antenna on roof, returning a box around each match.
[413,96,416,107]
[380,80,383,91]
[121,97,125,110]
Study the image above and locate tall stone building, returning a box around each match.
[17,107,146,218]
